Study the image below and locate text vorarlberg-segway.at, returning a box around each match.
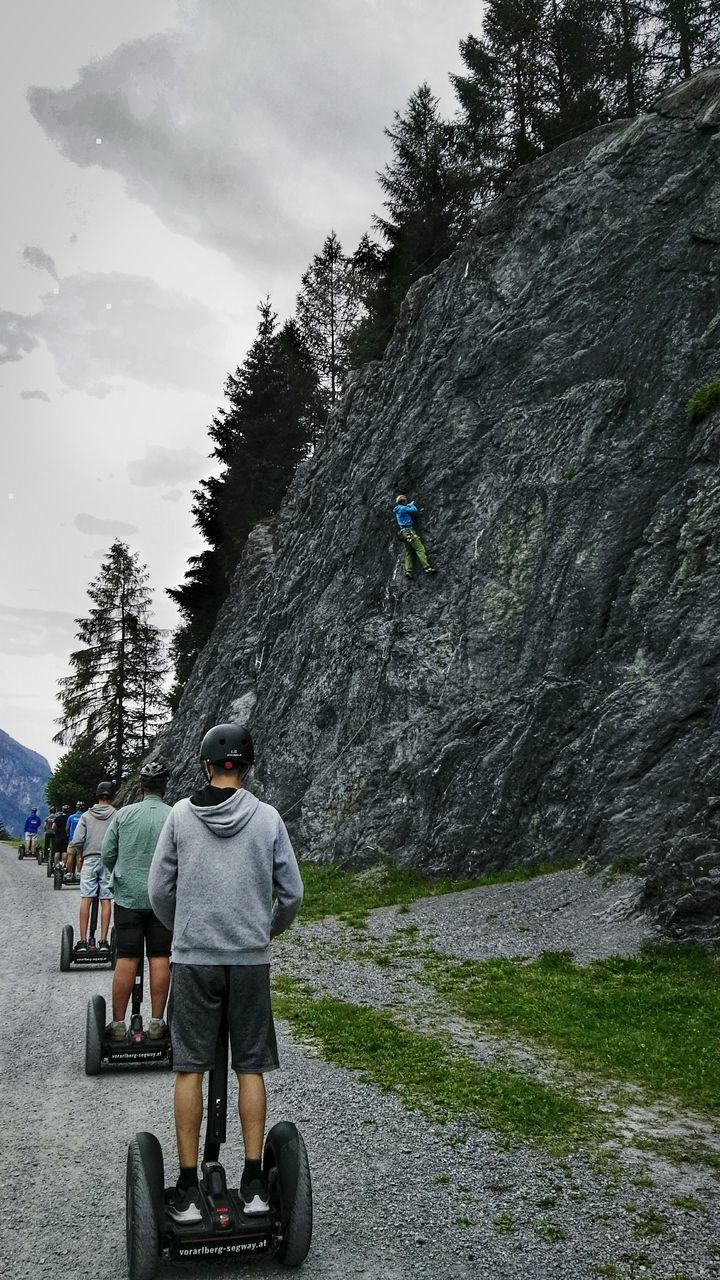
[85,935,171,1075]
[60,882,116,972]
[125,1009,312,1278]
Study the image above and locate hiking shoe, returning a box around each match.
[109,1020,127,1041]
[98,938,110,953]
[148,1019,167,1040]
[75,939,88,954]
[424,566,437,574]
[166,1185,202,1224]
[240,1175,269,1216]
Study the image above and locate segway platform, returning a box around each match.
[86,944,171,1075]
[60,925,115,971]
[53,864,80,889]
[126,1016,312,1277]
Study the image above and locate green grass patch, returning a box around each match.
[686,381,720,421]
[272,981,596,1150]
[297,857,575,926]
[422,945,720,1112]
[634,1134,720,1178]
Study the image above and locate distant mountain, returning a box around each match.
[0,729,52,836]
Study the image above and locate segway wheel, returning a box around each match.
[265,1121,313,1266]
[126,1133,164,1280]
[37,847,43,866]
[60,924,74,973]
[85,994,105,1076]
[46,857,53,878]
[110,926,117,970]
[18,847,23,861]
[53,865,64,890]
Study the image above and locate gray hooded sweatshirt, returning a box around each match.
[148,788,303,966]
[71,802,116,857]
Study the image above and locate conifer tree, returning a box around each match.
[648,0,720,86]
[54,541,166,780]
[602,0,653,117]
[349,83,473,364]
[296,232,360,413]
[168,303,322,698]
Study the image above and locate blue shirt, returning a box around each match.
[393,502,418,529]
[24,814,42,834]
[67,810,83,840]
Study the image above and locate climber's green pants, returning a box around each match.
[400,528,430,574]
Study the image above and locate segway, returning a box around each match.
[125,1013,312,1278]
[85,941,171,1075]
[53,850,81,889]
[61,884,115,972]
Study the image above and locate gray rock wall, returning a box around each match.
[159,70,720,938]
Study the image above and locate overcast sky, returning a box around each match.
[0,0,481,767]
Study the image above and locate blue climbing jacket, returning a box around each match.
[24,813,42,834]
[393,502,418,529]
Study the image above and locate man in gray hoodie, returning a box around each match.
[148,723,303,1226]
[70,780,116,953]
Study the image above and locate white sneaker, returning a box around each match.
[166,1186,202,1223]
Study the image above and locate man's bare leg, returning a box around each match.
[148,957,171,1020]
[112,957,138,1021]
[236,1073,266,1160]
[79,897,92,941]
[100,899,111,939]
[175,1072,204,1168]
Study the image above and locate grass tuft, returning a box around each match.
[422,944,720,1112]
[297,857,576,926]
[272,980,596,1150]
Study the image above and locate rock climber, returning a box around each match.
[393,494,436,577]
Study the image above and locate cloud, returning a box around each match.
[23,245,59,281]
[21,389,51,402]
[161,488,183,503]
[74,512,139,536]
[127,444,204,488]
[26,0,476,275]
[0,310,40,365]
[0,605,76,657]
[1,271,226,397]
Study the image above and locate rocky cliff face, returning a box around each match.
[0,729,51,835]
[160,70,720,939]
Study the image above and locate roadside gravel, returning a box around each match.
[1,850,717,1280]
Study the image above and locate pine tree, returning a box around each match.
[602,0,653,117]
[537,0,609,148]
[167,304,323,699]
[296,232,361,414]
[648,0,720,86]
[349,84,474,364]
[54,541,166,780]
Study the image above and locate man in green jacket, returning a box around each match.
[101,761,172,1042]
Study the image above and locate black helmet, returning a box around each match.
[31,807,38,813]
[139,760,168,787]
[76,801,85,810]
[96,780,114,799]
[200,723,254,770]
[61,805,70,814]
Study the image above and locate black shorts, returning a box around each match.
[169,964,279,1075]
[114,904,172,959]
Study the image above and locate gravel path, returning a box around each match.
[1,850,718,1280]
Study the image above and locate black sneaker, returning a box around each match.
[424,566,437,574]
[166,1185,202,1224]
[240,1175,269,1216]
[75,939,88,954]
[98,938,110,953]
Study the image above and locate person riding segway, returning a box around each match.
[101,760,173,1043]
[50,806,70,879]
[125,722,310,1278]
[68,782,116,950]
[21,808,42,859]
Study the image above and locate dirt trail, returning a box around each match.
[1,849,717,1280]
